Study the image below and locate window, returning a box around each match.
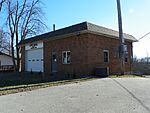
[114,47,119,59]
[62,51,71,64]
[30,43,38,49]
[103,50,109,63]
[52,53,57,62]
[125,52,128,62]
[124,45,128,63]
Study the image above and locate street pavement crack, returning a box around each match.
[112,78,150,113]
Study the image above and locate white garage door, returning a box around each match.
[25,49,43,72]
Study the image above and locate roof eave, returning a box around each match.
[85,30,137,42]
[18,29,137,46]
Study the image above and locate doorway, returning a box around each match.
[51,52,57,73]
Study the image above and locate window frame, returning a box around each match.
[62,51,71,64]
[103,50,109,63]
[125,52,128,63]
[124,45,128,63]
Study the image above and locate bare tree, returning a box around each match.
[0,0,5,12]
[20,0,45,40]
[133,55,150,75]
[0,29,10,54]
[6,0,46,71]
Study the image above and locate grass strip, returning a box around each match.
[109,75,143,78]
[0,77,96,96]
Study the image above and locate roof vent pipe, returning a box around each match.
[53,24,56,31]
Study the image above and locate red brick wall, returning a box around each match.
[43,33,133,76]
[44,33,89,77]
[86,33,132,75]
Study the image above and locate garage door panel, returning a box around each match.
[25,49,43,72]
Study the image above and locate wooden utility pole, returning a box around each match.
[116,0,125,75]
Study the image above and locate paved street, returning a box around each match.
[0,78,150,113]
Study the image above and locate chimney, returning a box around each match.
[53,24,55,31]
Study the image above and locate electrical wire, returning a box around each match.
[138,32,150,41]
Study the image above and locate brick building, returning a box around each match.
[19,22,137,78]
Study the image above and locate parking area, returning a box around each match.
[0,78,150,113]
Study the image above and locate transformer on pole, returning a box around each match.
[116,0,125,75]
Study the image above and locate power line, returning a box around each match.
[138,32,150,41]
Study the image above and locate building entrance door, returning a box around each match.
[51,52,57,73]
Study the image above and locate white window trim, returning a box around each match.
[62,51,71,64]
[103,50,109,63]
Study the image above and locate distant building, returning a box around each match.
[0,52,15,71]
[19,22,137,77]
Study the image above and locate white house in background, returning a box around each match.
[0,52,14,66]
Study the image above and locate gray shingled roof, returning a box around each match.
[19,22,137,45]
[86,22,137,41]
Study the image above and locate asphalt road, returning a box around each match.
[0,78,150,113]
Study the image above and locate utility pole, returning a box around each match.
[116,0,125,75]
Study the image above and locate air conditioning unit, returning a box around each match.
[94,67,109,77]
